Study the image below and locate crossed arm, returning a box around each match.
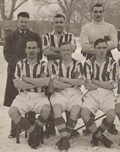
[59,77,85,86]
[52,77,85,90]
[14,76,50,89]
[84,78,115,91]
[52,78,72,90]
[91,79,115,90]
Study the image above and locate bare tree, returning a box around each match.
[102,0,120,19]
[71,0,95,34]
[0,0,28,20]
[35,0,80,32]
[34,0,120,33]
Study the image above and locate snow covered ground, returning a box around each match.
[0,42,120,152]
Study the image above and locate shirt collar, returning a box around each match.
[18,29,27,34]
[50,30,67,35]
[91,55,109,65]
[92,19,104,24]
[25,58,40,65]
[60,58,74,68]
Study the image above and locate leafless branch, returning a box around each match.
[14,0,28,12]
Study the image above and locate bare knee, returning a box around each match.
[9,106,21,124]
[70,105,81,119]
[41,104,51,118]
[81,108,91,122]
[53,104,62,118]
[9,106,20,119]
[106,109,116,123]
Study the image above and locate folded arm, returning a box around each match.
[80,27,95,54]
[91,79,115,90]
[59,77,85,86]
[14,79,36,89]
[53,79,72,90]
[22,76,50,87]
[84,83,99,90]
[107,25,117,51]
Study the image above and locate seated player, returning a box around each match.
[8,39,51,149]
[81,38,117,148]
[50,41,85,151]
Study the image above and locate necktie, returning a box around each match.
[21,31,24,37]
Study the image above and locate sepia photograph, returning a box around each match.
[0,0,120,151]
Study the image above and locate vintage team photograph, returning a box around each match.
[0,0,120,152]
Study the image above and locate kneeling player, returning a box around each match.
[81,38,116,148]
[8,39,51,149]
[50,42,85,151]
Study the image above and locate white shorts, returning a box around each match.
[82,88,116,115]
[11,92,50,115]
[50,87,83,112]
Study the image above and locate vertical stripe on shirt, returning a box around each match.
[51,35,55,47]
[14,59,47,93]
[42,32,75,49]
[59,35,64,47]
[85,56,116,81]
[51,59,83,79]
[43,36,47,46]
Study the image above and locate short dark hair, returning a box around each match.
[92,3,104,12]
[94,38,107,48]
[54,14,65,20]
[17,12,30,19]
[60,41,72,47]
[25,39,39,48]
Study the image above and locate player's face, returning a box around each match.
[60,44,73,60]
[92,6,104,22]
[95,42,108,58]
[54,17,65,34]
[17,16,29,31]
[25,41,39,59]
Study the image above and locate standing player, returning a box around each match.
[81,38,116,148]
[80,3,117,60]
[50,42,85,151]
[42,14,76,61]
[9,39,51,149]
[80,3,118,135]
[3,12,42,138]
[42,13,78,137]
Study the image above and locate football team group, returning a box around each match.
[3,3,120,151]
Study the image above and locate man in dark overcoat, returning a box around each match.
[3,12,42,138]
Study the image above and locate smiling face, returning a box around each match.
[95,42,108,59]
[25,41,39,59]
[17,16,29,31]
[54,17,65,34]
[92,6,104,22]
[60,43,73,60]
